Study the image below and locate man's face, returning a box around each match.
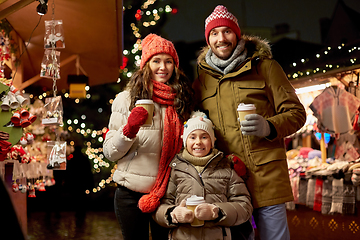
[208,26,238,60]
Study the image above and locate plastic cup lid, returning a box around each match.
[237,103,256,111]
[186,195,205,205]
[135,99,154,105]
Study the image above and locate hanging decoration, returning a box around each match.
[46,140,66,170]
[41,95,63,125]
[44,19,65,49]
[39,0,66,172]
[40,49,60,79]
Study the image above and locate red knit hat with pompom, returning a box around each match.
[205,5,241,45]
[140,33,179,70]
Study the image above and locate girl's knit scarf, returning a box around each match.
[138,80,183,213]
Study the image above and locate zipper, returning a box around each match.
[198,172,205,186]
[175,156,205,187]
[198,152,222,186]
[124,147,138,171]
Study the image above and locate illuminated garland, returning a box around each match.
[288,42,360,80]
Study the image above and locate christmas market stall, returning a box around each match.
[0,0,123,236]
[284,37,360,239]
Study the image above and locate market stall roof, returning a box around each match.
[0,0,123,91]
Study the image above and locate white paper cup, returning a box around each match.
[186,195,206,227]
[237,103,256,122]
[135,99,154,127]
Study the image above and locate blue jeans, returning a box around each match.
[253,204,290,240]
[114,185,168,240]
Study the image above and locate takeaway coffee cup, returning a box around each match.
[135,99,154,127]
[237,103,256,122]
[186,195,206,227]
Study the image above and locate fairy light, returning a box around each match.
[289,42,360,80]
[65,118,116,194]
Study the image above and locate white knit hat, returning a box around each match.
[183,111,216,147]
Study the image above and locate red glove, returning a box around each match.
[123,107,148,139]
[227,154,247,177]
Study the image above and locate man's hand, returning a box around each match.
[240,114,270,137]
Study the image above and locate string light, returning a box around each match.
[288,42,360,80]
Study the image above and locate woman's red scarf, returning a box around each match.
[138,80,183,213]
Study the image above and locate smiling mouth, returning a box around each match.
[217,44,230,50]
[193,148,204,151]
[157,73,167,77]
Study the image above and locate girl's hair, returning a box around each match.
[126,61,194,122]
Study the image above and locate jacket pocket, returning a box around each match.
[234,79,265,89]
[234,80,267,112]
[118,143,139,171]
[250,147,286,166]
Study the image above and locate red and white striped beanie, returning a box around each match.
[205,5,241,45]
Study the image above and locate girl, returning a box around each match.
[154,111,253,239]
[103,33,194,240]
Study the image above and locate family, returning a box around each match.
[103,5,306,240]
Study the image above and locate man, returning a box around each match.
[193,5,306,240]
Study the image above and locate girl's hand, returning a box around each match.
[170,200,194,224]
[194,203,219,221]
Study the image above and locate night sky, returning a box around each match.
[163,0,360,44]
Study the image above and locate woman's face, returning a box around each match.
[149,53,175,83]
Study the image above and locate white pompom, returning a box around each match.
[190,110,207,118]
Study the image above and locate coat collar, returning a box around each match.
[197,35,272,65]
[172,149,224,170]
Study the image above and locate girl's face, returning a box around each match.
[186,129,212,157]
[149,53,175,83]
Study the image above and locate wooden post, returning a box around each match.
[302,134,312,148]
[320,132,327,163]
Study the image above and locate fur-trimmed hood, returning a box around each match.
[197,35,272,64]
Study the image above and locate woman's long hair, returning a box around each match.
[126,62,194,122]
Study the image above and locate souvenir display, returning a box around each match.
[46,141,66,170]
[44,20,65,49]
[40,49,60,79]
[41,96,63,125]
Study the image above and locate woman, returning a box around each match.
[103,33,194,240]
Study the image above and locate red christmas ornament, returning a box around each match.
[28,188,36,198]
[12,183,19,192]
